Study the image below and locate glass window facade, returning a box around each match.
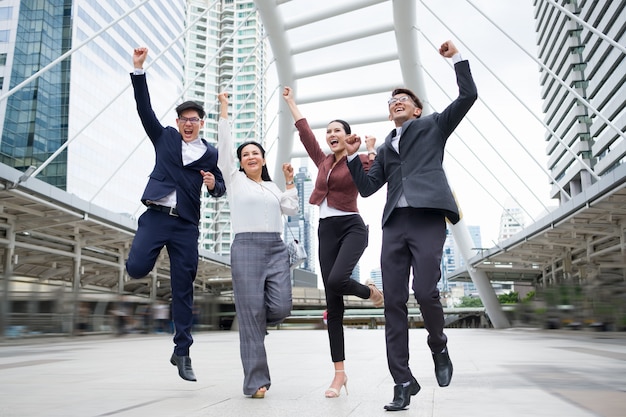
[0,0,186,214]
[0,7,12,21]
[1,0,72,187]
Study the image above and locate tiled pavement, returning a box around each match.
[0,328,624,417]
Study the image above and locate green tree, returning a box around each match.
[522,290,535,303]
[458,296,483,307]
[498,291,519,304]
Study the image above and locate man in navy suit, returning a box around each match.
[126,47,226,382]
[345,40,477,410]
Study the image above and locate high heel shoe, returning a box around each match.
[366,279,384,307]
[325,370,348,398]
[251,386,267,399]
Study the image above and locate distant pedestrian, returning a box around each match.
[153,303,170,333]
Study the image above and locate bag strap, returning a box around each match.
[284,218,298,242]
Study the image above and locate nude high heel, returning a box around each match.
[251,386,267,398]
[325,370,348,398]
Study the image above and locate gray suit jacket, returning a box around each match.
[348,60,477,227]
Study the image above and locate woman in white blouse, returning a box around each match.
[216,92,299,399]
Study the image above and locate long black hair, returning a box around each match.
[236,140,272,181]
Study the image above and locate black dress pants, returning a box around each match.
[381,208,448,383]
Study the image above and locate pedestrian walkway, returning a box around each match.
[0,328,624,417]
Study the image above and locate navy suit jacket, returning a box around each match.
[131,74,225,225]
[348,60,477,227]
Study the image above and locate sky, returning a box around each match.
[262,1,555,281]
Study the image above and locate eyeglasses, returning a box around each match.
[178,116,201,124]
[387,96,413,106]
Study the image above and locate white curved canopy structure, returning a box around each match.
[255,0,511,326]
[256,0,429,180]
[1,1,624,334]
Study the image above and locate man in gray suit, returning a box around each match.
[345,40,477,411]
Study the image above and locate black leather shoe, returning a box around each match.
[432,349,453,387]
[383,377,421,411]
[170,353,197,382]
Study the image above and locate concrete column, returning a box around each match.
[449,217,511,329]
[70,233,82,336]
[0,220,16,340]
[151,269,158,302]
[118,245,127,295]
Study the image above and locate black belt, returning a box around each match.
[147,204,178,217]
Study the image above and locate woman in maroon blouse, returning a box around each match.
[283,87,384,398]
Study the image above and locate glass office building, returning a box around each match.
[0,0,295,261]
[534,0,625,201]
[0,0,72,188]
[0,0,186,217]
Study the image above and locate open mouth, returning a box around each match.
[329,139,339,146]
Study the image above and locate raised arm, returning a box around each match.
[130,47,164,141]
[438,40,459,58]
[365,135,377,162]
[436,40,478,138]
[216,92,236,188]
[282,162,295,190]
[280,162,299,216]
[218,91,229,120]
[282,86,328,166]
[133,47,147,69]
[282,86,303,122]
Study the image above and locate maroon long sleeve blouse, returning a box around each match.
[294,118,372,213]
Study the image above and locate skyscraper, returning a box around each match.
[441,225,481,295]
[185,0,230,254]
[0,0,72,187]
[534,0,625,202]
[0,0,274,260]
[186,0,268,256]
[292,164,314,272]
[368,267,382,290]
[498,198,526,241]
[0,0,186,215]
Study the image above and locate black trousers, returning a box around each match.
[318,214,370,362]
[381,208,447,383]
